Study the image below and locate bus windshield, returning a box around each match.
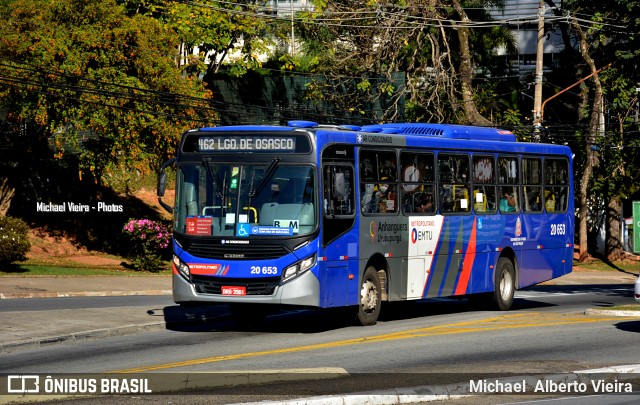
[175,162,317,238]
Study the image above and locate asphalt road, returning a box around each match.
[1,283,639,404]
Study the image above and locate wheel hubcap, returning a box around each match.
[360,280,378,312]
[500,271,513,301]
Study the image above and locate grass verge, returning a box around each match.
[573,258,640,274]
[1,258,170,276]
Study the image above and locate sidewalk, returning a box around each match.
[0,274,171,299]
[0,270,637,353]
[0,275,173,353]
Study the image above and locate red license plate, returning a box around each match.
[221,286,246,296]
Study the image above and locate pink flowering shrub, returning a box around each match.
[122,219,171,272]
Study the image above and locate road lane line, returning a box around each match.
[112,312,634,373]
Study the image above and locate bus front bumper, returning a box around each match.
[173,270,321,307]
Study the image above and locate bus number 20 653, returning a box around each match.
[250,266,278,275]
[550,223,566,235]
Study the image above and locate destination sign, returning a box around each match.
[198,136,296,151]
[181,132,312,153]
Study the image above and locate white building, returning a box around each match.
[264,0,312,15]
[488,0,568,76]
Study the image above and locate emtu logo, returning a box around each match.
[411,228,433,244]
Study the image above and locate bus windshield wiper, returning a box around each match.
[203,157,223,198]
[249,157,280,198]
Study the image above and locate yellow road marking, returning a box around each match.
[113,312,633,373]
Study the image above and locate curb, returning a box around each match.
[236,366,640,405]
[0,322,168,353]
[584,308,640,317]
[0,290,172,299]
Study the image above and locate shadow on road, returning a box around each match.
[158,294,564,334]
[615,320,640,334]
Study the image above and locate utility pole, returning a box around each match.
[290,0,295,56]
[532,0,545,140]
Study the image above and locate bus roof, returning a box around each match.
[197,121,514,141]
[192,121,570,157]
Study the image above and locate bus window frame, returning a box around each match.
[437,152,472,215]
[400,151,436,215]
[359,148,399,216]
[522,156,543,213]
[543,157,570,213]
[497,154,521,214]
[471,154,497,215]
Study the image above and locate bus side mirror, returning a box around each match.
[157,172,168,197]
[157,158,175,214]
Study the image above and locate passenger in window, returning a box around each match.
[500,191,516,213]
[415,194,434,213]
[375,180,396,213]
[361,183,377,213]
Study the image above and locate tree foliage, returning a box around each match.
[119,0,273,80]
[558,0,640,260]
[0,0,214,187]
[294,0,516,124]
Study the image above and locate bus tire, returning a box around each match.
[356,266,382,326]
[492,257,515,311]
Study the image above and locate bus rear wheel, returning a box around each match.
[492,257,515,311]
[356,266,382,326]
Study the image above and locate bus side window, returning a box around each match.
[545,189,556,212]
[499,186,518,213]
[544,158,568,212]
[522,157,542,213]
[473,189,486,212]
[438,153,470,213]
[324,165,354,216]
[498,156,520,214]
[472,155,496,214]
[524,187,542,212]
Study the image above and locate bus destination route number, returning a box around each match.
[198,136,296,152]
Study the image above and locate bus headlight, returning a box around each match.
[282,254,316,283]
[173,255,190,279]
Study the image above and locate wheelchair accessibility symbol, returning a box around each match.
[237,224,251,237]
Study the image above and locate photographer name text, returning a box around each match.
[469,378,633,394]
[36,202,123,213]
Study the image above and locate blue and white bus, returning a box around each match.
[158,121,574,325]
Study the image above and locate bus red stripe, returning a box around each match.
[455,218,476,295]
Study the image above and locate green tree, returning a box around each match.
[559,0,640,261]
[119,0,273,80]
[296,0,516,124]
[0,0,214,188]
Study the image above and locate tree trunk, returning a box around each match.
[573,19,604,262]
[451,0,492,126]
[578,155,594,262]
[606,197,624,261]
[0,177,15,216]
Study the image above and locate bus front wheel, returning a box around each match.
[493,257,515,311]
[356,266,382,326]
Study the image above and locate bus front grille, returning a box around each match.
[187,242,289,260]
[191,276,281,295]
